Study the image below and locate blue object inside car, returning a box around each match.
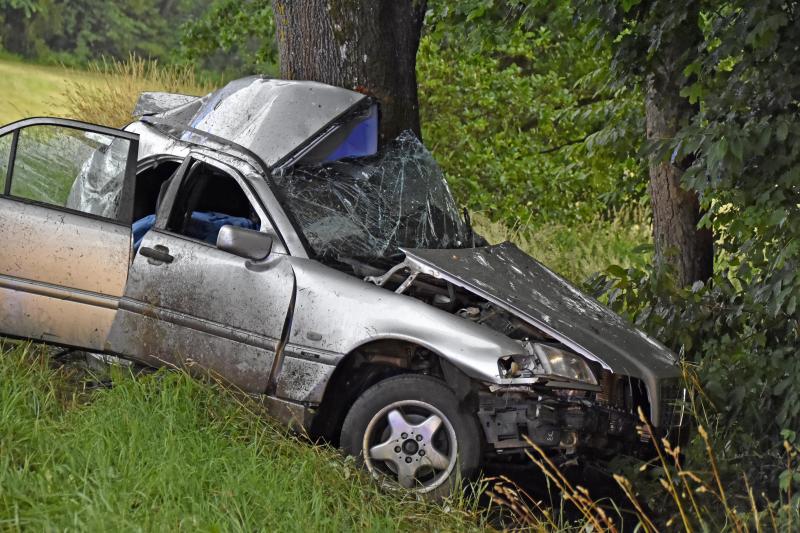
[323,104,379,162]
[132,212,257,251]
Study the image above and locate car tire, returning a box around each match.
[340,374,481,499]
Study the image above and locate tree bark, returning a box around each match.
[645,15,713,287]
[272,0,427,144]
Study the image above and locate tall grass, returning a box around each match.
[0,342,485,531]
[487,365,800,532]
[62,54,214,128]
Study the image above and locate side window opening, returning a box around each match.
[132,160,182,251]
[133,160,181,222]
[0,125,133,221]
[165,162,261,246]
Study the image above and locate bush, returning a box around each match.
[417,20,646,227]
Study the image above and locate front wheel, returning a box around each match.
[340,374,481,498]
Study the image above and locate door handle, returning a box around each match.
[140,245,174,264]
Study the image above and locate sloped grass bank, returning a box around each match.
[0,344,484,531]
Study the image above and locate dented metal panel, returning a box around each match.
[284,255,523,385]
[143,76,367,168]
[401,243,679,379]
[107,229,296,393]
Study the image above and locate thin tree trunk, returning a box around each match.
[272,0,426,144]
[645,13,713,286]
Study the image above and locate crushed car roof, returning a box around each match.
[134,76,368,168]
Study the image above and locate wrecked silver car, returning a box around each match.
[0,76,685,497]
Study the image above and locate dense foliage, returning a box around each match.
[177,0,277,76]
[579,0,800,498]
[0,0,208,65]
[419,1,646,225]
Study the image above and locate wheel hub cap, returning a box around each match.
[402,439,419,455]
[363,401,458,492]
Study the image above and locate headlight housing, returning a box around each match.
[498,343,598,385]
[533,344,597,385]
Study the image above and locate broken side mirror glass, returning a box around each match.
[216,225,272,261]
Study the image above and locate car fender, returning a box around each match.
[280,256,521,401]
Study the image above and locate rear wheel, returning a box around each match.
[340,374,481,498]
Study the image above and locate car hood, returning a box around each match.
[401,242,679,381]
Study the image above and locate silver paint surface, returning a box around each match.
[402,243,678,379]
[0,197,131,349]
[134,92,200,117]
[142,76,366,167]
[0,198,131,295]
[285,256,523,384]
[107,229,295,393]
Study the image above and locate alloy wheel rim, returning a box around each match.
[362,400,458,493]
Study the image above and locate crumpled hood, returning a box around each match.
[402,242,679,381]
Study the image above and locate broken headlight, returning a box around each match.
[498,344,597,385]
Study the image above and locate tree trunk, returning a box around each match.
[272,0,426,144]
[645,18,713,287]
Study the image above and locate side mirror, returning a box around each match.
[216,225,272,261]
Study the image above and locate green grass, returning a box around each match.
[0,343,484,531]
[0,58,103,125]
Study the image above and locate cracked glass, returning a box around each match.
[271,132,472,267]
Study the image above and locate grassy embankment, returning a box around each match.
[0,56,652,531]
[0,343,484,531]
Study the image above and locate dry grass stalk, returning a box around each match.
[486,366,800,532]
[523,438,619,532]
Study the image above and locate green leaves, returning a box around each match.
[420,1,645,226]
[0,0,209,66]
[621,0,641,12]
[177,0,277,76]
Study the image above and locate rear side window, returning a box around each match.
[0,133,10,193]
[1,125,133,220]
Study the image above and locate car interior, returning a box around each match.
[132,160,260,251]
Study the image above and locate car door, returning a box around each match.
[106,153,296,393]
[0,118,138,350]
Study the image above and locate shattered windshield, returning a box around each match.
[271,132,472,265]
